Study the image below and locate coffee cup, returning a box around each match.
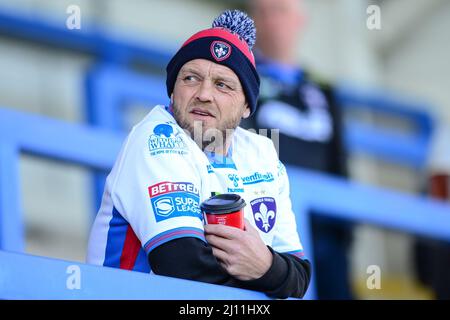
[200,194,246,229]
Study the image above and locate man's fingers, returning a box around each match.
[244,218,258,235]
[204,223,242,239]
[205,233,233,252]
[211,246,228,264]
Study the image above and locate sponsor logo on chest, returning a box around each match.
[148,123,188,156]
[227,174,244,193]
[241,172,274,185]
[148,181,201,222]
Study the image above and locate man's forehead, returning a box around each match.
[181,59,239,80]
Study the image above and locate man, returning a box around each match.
[242,0,353,299]
[87,10,311,299]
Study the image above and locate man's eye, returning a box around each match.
[217,82,231,89]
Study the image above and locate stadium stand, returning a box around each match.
[0,9,449,300]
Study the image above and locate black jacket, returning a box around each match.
[149,237,311,299]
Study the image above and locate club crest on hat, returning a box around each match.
[210,40,231,62]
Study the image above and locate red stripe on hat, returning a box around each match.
[119,225,141,270]
[182,28,255,66]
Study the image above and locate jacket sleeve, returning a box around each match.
[148,237,311,299]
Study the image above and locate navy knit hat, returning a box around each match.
[166,10,260,115]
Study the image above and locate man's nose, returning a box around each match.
[195,80,213,102]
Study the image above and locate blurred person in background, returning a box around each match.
[242,0,353,299]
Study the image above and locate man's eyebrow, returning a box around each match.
[214,75,238,84]
[180,68,203,76]
[180,67,238,84]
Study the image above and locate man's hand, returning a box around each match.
[204,219,273,281]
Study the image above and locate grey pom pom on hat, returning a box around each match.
[212,9,257,50]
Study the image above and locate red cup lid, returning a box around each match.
[200,194,246,214]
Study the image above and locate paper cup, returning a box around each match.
[201,194,246,229]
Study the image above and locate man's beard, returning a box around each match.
[172,102,242,152]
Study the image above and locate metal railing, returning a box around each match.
[0,9,444,300]
[1,107,449,299]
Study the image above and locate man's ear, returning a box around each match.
[242,103,251,119]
